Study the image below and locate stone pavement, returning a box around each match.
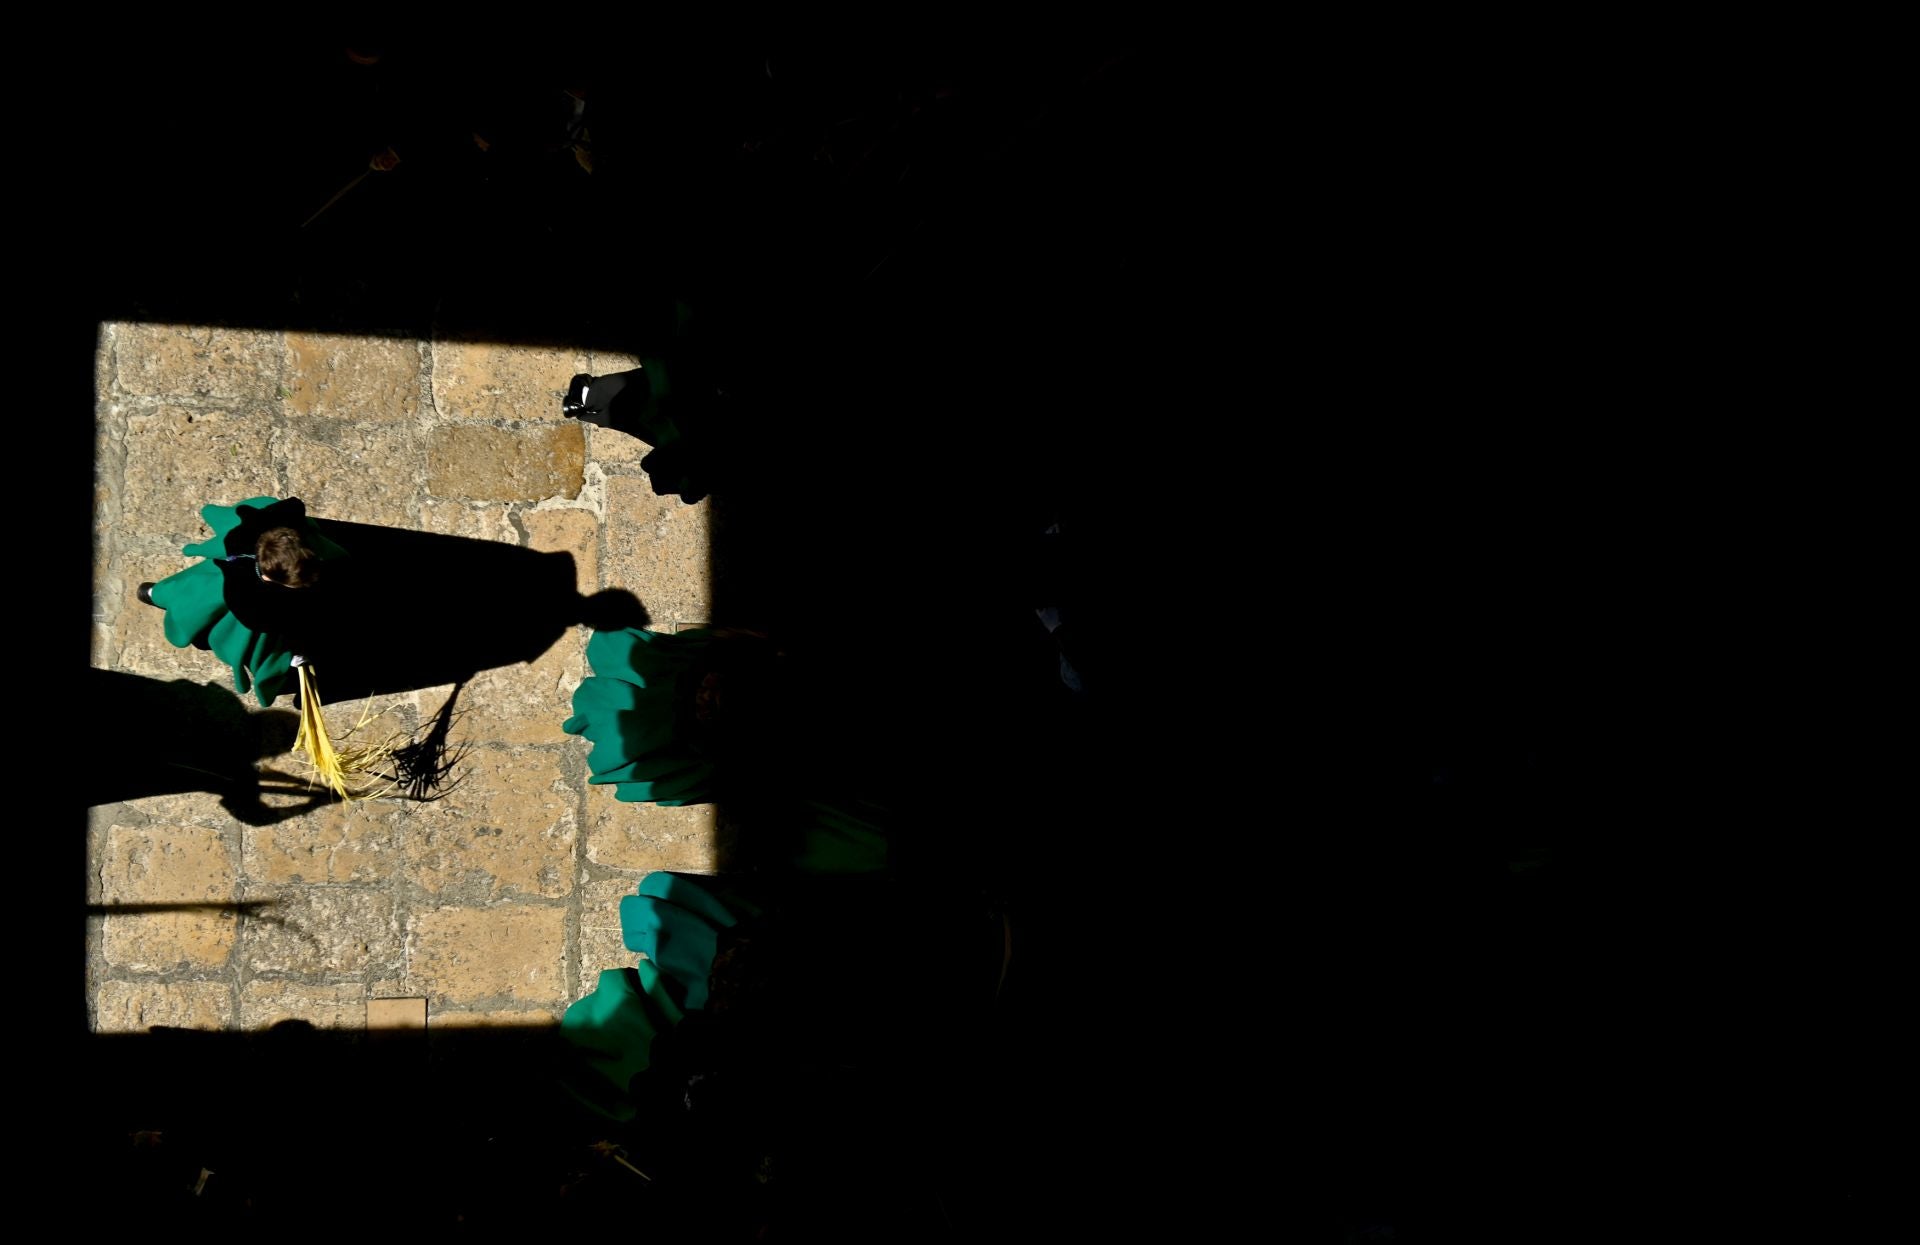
[89,322,715,1035]
[62,37,1201,1235]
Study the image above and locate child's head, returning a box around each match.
[254,526,323,588]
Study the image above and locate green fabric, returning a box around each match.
[561,627,721,806]
[619,872,760,1010]
[558,857,886,1120]
[559,625,894,872]
[560,870,758,1116]
[147,496,347,706]
[791,797,891,874]
[557,960,687,1122]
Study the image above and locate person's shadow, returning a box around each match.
[298,520,648,704]
[104,526,648,813]
[85,668,333,825]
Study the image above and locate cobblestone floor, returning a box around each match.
[89,321,713,1037]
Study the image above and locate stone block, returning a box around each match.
[409,904,569,1007]
[239,887,402,977]
[403,746,576,900]
[602,475,710,627]
[430,339,588,423]
[585,423,648,465]
[283,332,420,421]
[587,350,643,375]
[582,797,715,874]
[93,979,235,1033]
[274,422,421,527]
[97,824,238,971]
[429,1007,563,1028]
[366,996,427,1030]
[576,873,642,978]
[112,323,282,402]
[425,423,585,503]
[417,497,520,542]
[122,406,282,538]
[239,980,367,1030]
[242,797,403,885]
[458,631,585,747]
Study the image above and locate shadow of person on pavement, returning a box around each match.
[229,519,648,706]
[84,669,335,826]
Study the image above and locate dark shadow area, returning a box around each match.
[287,519,647,703]
[64,32,1196,1235]
[54,27,1893,1242]
[85,903,275,918]
[75,872,1014,1238]
[56,34,1515,1238]
[84,669,330,825]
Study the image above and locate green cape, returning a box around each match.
[146,496,349,706]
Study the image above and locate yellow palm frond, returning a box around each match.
[292,663,400,802]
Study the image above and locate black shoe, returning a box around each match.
[563,373,610,426]
[564,369,645,429]
[562,372,592,414]
[137,582,158,607]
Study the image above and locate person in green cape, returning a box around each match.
[135,496,390,799]
[136,496,348,708]
[562,623,894,871]
[560,625,781,808]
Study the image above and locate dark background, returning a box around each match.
[45,26,1891,1241]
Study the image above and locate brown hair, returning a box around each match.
[254,526,323,588]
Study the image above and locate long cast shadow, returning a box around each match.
[293,520,647,703]
[84,669,336,825]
